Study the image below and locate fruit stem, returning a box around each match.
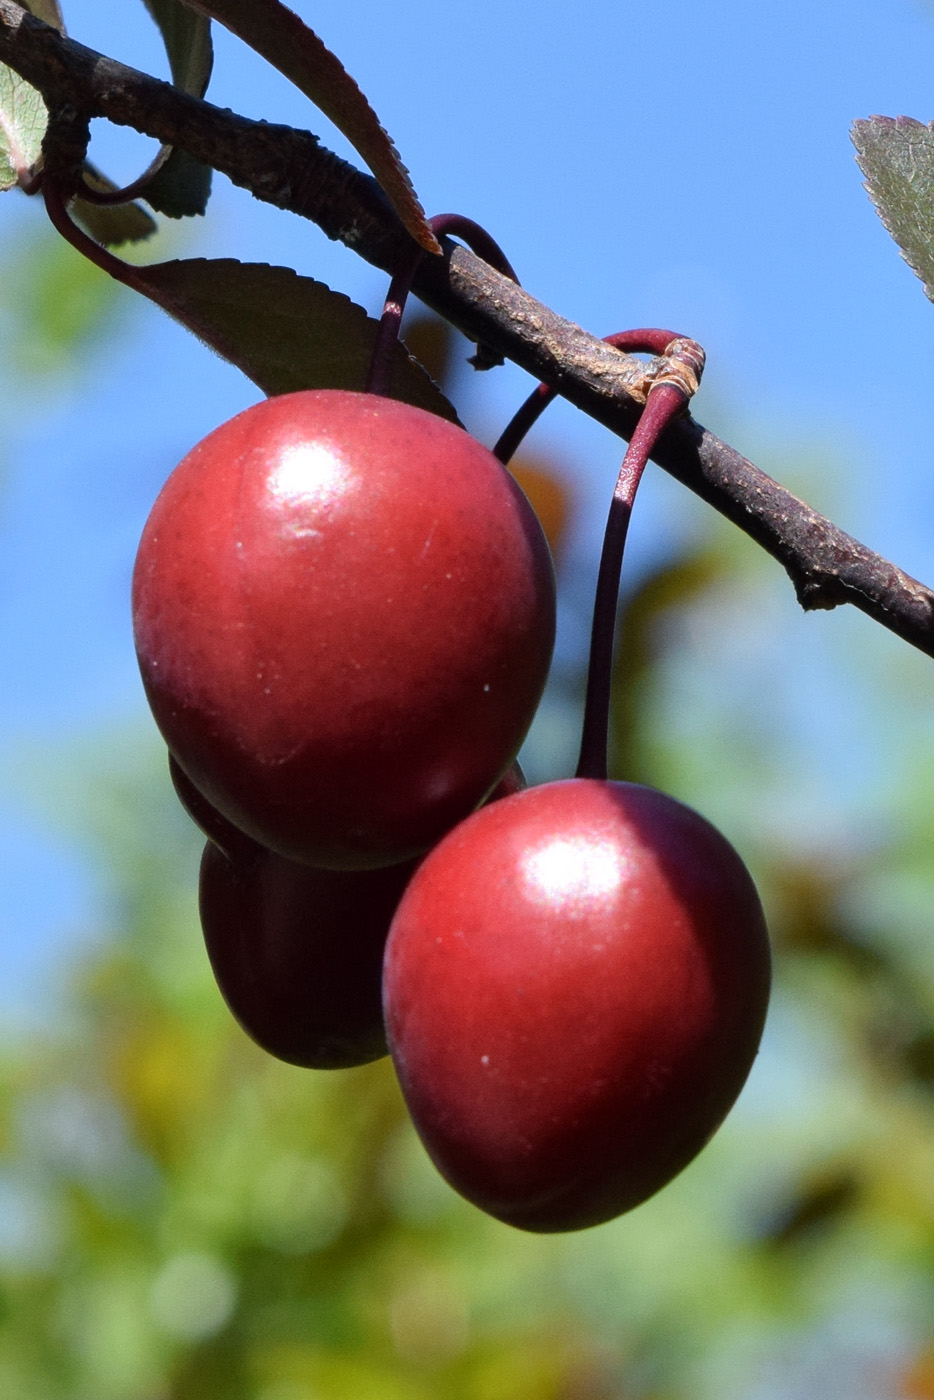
[364,244,424,397]
[493,330,695,466]
[74,158,168,207]
[493,382,557,464]
[493,325,706,778]
[41,173,152,296]
[365,214,519,398]
[41,172,246,363]
[575,335,706,782]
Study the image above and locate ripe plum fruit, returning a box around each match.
[171,755,526,1069]
[133,390,555,870]
[200,838,413,1069]
[383,778,771,1232]
[170,755,402,1066]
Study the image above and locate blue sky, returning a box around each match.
[3,0,934,1024]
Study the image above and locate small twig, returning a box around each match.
[0,0,932,657]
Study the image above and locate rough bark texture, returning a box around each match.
[1,0,932,657]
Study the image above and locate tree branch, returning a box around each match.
[1,0,932,657]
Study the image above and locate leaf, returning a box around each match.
[401,312,462,390]
[0,0,63,195]
[852,116,934,302]
[135,258,459,419]
[0,63,47,191]
[23,0,64,27]
[182,0,440,254]
[71,165,158,246]
[143,147,213,218]
[139,0,214,218]
[141,0,214,96]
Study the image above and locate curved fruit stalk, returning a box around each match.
[366,212,519,397]
[133,389,556,869]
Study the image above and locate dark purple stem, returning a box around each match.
[493,382,556,464]
[365,212,519,398]
[575,381,691,782]
[41,174,149,293]
[363,242,424,397]
[427,214,519,283]
[493,323,704,777]
[603,328,685,357]
[76,161,165,206]
[41,174,232,352]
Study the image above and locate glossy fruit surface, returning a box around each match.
[170,755,525,1070]
[199,838,414,1069]
[169,755,402,1067]
[133,390,555,869]
[383,779,771,1232]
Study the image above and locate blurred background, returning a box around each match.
[3,1,934,1396]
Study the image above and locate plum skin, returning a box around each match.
[382,779,771,1233]
[170,755,527,1070]
[132,390,555,870]
[199,838,415,1069]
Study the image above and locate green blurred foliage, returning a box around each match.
[3,263,934,1400]
[0,227,125,375]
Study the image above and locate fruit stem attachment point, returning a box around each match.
[364,243,423,398]
[575,335,706,782]
[493,331,706,467]
[364,214,519,399]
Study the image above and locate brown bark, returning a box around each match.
[1,0,931,656]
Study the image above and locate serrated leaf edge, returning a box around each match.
[182,0,440,254]
[852,114,934,302]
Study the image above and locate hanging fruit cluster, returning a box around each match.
[130,218,771,1234]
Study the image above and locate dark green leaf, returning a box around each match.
[136,258,459,419]
[70,194,159,246]
[138,0,213,218]
[141,0,213,96]
[143,148,213,218]
[182,0,440,253]
[852,116,934,302]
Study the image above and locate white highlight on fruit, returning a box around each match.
[266,442,350,530]
[521,836,623,911]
